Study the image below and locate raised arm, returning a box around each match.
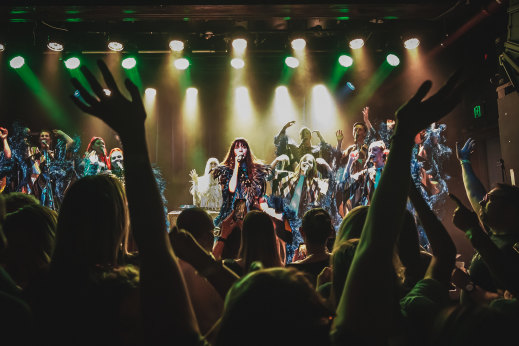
[409,183,456,286]
[53,129,75,151]
[450,193,519,297]
[0,127,11,159]
[333,72,463,343]
[70,60,199,343]
[457,138,487,213]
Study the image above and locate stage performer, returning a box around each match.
[274,121,332,172]
[339,140,388,214]
[189,157,223,210]
[212,138,271,227]
[108,148,124,179]
[80,136,108,177]
[276,153,334,262]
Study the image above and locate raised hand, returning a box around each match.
[362,106,370,123]
[0,127,8,140]
[169,226,207,264]
[70,60,146,140]
[456,138,475,162]
[336,130,344,143]
[449,193,480,232]
[189,169,199,182]
[313,130,324,142]
[283,120,296,131]
[394,70,463,139]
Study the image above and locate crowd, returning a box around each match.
[1,61,518,345]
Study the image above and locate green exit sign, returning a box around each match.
[474,105,482,118]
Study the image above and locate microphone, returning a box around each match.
[237,154,244,162]
[115,161,123,171]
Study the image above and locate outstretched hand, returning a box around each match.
[394,70,463,139]
[456,138,475,161]
[283,120,296,131]
[362,106,370,123]
[449,193,480,232]
[0,127,8,140]
[169,226,208,264]
[336,130,344,142]
[70,60,146,140]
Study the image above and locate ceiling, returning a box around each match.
[0,1,506,54]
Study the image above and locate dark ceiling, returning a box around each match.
[0,1,507,54]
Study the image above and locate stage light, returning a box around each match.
[349,38,364,49]
[47,42,64,52]
[108,41,124,52]
[64,57,80,69]
[231,58,245,69]
[103,89,111,96]
[9,56,25,69]
[232,38,247,51]
[145,88,156,97]
[338,55,353,67]
[404,38,420,49]
[386,54,400,66]
[0,43,5,52]
[174,58,190,70]
[187,87,198,96]
[169,40,184,52]
[291,38,306,50]
[346,82,355,90]
[121,57,136,69]
[285,56,299,68]
[276,86,288,94]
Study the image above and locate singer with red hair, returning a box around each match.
[80,136,109,177]
[212,138,271,228]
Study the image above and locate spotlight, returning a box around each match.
[349,38,364,49]
[386,54,400,66]
[404,38,420,49]
[276,86,288,94]
[0,43,4,52]
[169,40,184,52]
[103,89,111,96]
[9,56,25,69]
[338,55,353,67]
[108,41,124,52]
[186,87,198,96]
[145,88,157,97]
[174,58,190,70]
[64,57,81,70]
[121,57,137,69]
[232,38,247,51]
[346,82,355,90]
[285,56,299,68]
[47,41,64,52]
[291,38,306,50]
[231,58,245,69]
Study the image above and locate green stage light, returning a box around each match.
[386,54,400,66]
[122,57,136,69]
[9,56,25,69]
[338,55,353,67]
[64,57,80,69]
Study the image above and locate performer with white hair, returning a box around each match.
[189,157,223,210]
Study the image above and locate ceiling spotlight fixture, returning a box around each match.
[386,54,400,66]
[346,82,356,90]
[47,41,64,52]
[64,57,81,69]
[349,38,364,49]
[338,55,353,67]
[187,87,198,96]
[121,57,137,69]
[231,58,245,69]
[0,43,5,52]
[9,56,25,69]
[404,38,420,49]
[285,56,299,68]
[291,38,306,50]
[174,58,190,70]
[232,38,247,51]
[169,40,184,52]
[145,88,157,97]
[108,41,124,52]
[103,89,111,96]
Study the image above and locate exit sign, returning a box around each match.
[474,105,482,118]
